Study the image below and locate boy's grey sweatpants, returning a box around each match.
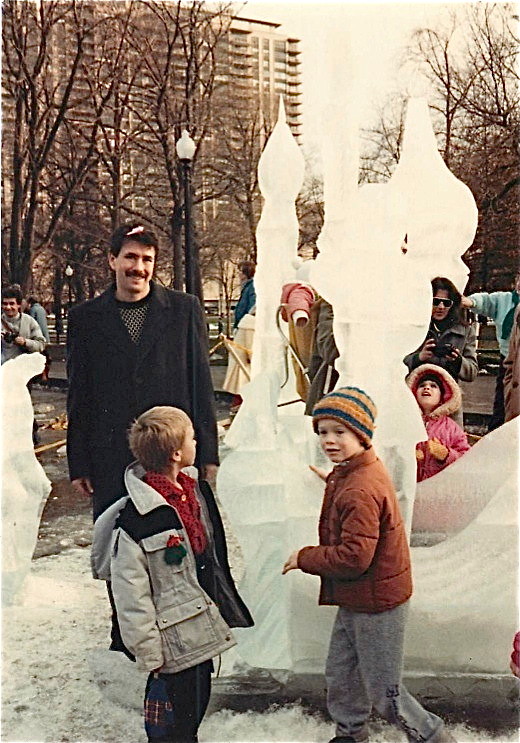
[326,603,445,743]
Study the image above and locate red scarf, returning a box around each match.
[144,471,207,555]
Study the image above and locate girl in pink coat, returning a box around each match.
[407,364,470,482]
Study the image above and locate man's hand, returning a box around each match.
[14,336,26,347]
[461,296,474,309]
[71,477,93,498]
[282,550,300,575]
[309,464,328,481]
[203,464,218,485]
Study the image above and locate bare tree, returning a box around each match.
[361,3,519,289]
[360,96,407,183]
[121,0,233,293]
[1,0,126,289]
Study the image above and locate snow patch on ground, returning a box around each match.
[2,549,518,742]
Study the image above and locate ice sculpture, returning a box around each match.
[412,420,519,533]
[250,96,305,383]
[390,98,479,293]
[220,99,328,670]
[219,93,513,677]
[2,353,51,605]
[309,97,478,530]
[406,419,518,673]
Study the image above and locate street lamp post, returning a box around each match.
[175,130,202,303]
[65,264,73,313]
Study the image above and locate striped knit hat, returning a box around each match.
[312,386,377,448]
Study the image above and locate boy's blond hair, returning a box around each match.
[128,406,192,472]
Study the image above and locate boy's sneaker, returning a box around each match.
[328,737,367,743]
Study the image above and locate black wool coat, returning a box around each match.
[66,282,218,519]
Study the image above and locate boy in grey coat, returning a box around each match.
[92,406,252,743]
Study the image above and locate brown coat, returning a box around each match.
[504,305,520,422]
[297,448,412,613]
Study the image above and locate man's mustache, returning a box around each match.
[125,270,148,279]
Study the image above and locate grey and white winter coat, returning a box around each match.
[1,312,46,363]
[91,463,253,674]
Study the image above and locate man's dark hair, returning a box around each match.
[2,285,23,304]
[110,223,159,258]
[27,296,38,306]
[239,260,256,280]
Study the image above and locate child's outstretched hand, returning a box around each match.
[309,464,328,481]
[428,438,449,461]
[282,550,300,574]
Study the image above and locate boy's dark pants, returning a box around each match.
[326,603,445,743]
[145,660,212,743]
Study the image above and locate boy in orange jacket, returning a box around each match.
[283,387,455,743]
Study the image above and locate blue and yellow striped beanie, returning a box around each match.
[312,386,377,448]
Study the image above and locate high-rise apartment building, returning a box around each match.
[226,16,302,141]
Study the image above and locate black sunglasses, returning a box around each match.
[432,297,453,308]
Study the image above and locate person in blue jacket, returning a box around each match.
[462,272,520,430]
[233,260,256,331]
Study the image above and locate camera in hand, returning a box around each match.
[2,331,17,344]
[432,343,453,357]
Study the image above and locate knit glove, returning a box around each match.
[415,447,424,461]
[428,438,449,461]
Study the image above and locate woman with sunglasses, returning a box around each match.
[404,277,478,423]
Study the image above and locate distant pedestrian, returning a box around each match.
[283,387,456,743]
[2,285,47,445]
[1,286,46,364]
[462,273,520,430]
[27,296,51,382]
[510,632,520,678]
[503,305,520,422]
[233,261,256,331]
[279,282,339,413]
[407,365,470,482]
[27,296,50,343]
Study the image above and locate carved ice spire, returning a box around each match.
[389,97,477,292]
[251,97,305,380]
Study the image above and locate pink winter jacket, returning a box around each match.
[280,283,315,323]
[415,414,470,481]
[406,364,470,482]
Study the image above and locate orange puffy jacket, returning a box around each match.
[298,448,413,613]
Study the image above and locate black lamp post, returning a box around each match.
[65,264,73,313]
[176,129,202,303]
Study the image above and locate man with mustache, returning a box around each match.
[67,223,219,655]
[66,222,218,520]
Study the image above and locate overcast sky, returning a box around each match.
[237,1,466,157]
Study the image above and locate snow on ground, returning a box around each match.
[2,548,518,743]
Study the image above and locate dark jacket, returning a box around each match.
[67,283,218,518]
[233,279,256,329]
[305,299,339,415]
[297,448,413,613]
[403,318,477,383]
